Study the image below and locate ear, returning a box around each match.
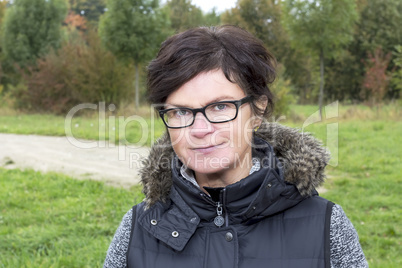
[253,95,268,128]
[256,95,268,113]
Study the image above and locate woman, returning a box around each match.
[104,25,368,268]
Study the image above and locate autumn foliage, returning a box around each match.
[14,29,133,114]
[361,47,392,107]
[64,11,87,31]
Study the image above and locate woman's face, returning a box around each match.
[165,69,259,179]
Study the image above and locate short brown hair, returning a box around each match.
[147,25,276,117]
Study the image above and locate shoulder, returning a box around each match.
[285,195,332,218]
[103,207,135,268]
[330,204,368,267]
[330,204,359,240]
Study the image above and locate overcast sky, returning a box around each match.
[190,0,237,13]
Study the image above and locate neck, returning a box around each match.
[195,150,253,192]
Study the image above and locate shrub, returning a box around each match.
[19,48,78,114]
[6,82,32,111]
[361,47,392,107]
[14,29,134,114]
[271,64,296,118]
[390,45,402,99]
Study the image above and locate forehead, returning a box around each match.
[165,70,245,108]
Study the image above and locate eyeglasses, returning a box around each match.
[159,96,253,129]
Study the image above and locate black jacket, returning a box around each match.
[126,123,333,267]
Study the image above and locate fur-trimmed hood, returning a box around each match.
[140,122,330,208]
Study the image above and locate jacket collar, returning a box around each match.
[171,137,309,225]
[140,122,330,209]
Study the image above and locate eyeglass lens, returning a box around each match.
[164,102,237,128]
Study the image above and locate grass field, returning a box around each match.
[1,103,401,267]
[0,103,399,146]
[303,120,401,267]
[0,109,166,147]
[0,169,144,267]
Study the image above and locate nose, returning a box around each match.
[190,112,214,137]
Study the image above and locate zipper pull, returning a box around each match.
[214,202,225,227]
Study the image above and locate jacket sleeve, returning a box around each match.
[330,204,369,268]
[103,208,133,268]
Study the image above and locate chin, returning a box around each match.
[185,150,235,174]
[191,164,230,176]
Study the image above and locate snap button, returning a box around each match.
[172,231,179,238]
[267,183,272,188]
[225,232,233,242]
[151,219,157,226]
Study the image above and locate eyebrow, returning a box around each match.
[165,95,239,109]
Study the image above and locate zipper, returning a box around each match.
[200,189,229,228]
[222,188,229,227]
[200,192,215,205]
[214,202,225,227]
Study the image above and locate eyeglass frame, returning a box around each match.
[159,96,254,129]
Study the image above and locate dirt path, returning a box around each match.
[1,133,328,193]
[0,133,150,188]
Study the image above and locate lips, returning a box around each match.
[191,142,227,154]
[193,145,217,154]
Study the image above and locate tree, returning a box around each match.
[323,49,362,102]
[12,29,133,114]
[283,0,358,116]
[222,0,312,103]
[166,0,204,31]
[0,0,7,25]
[271,64,296,117]
[0,0,9,87]
[203,7,221,26]
[99,0,169,107]
[390,45,402,100]
[354,0,402,58]
[222,0,287,62]
[2,0,68,66]
[68,0,106,24]
[64,11,88,32]
[325,0,402,102]
[163,0,221,32]
[361,47,392,107]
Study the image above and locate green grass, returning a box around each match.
[288,102,401,122]
[0,103,399,146]
[288,119,401,268]
[1,104,401,267]
[0,112,166,147]
[0,168,144,267]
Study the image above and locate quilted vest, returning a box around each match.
[127,192,333,268]
[127,139,333,268]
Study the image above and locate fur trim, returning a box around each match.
[255,123,330,196]
[140,122,330,208]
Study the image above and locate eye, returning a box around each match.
[212,103,227,111]
[174,109,190,117]
[178,110,187,115]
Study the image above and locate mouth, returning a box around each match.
[192,145,217,154]
[191,142,226,154]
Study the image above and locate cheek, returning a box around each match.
[168,129,186,148]
[234,125,254,149]
[233,112,254,145]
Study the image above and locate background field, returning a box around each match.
[1,0,401,266]
[1,104,401,267]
